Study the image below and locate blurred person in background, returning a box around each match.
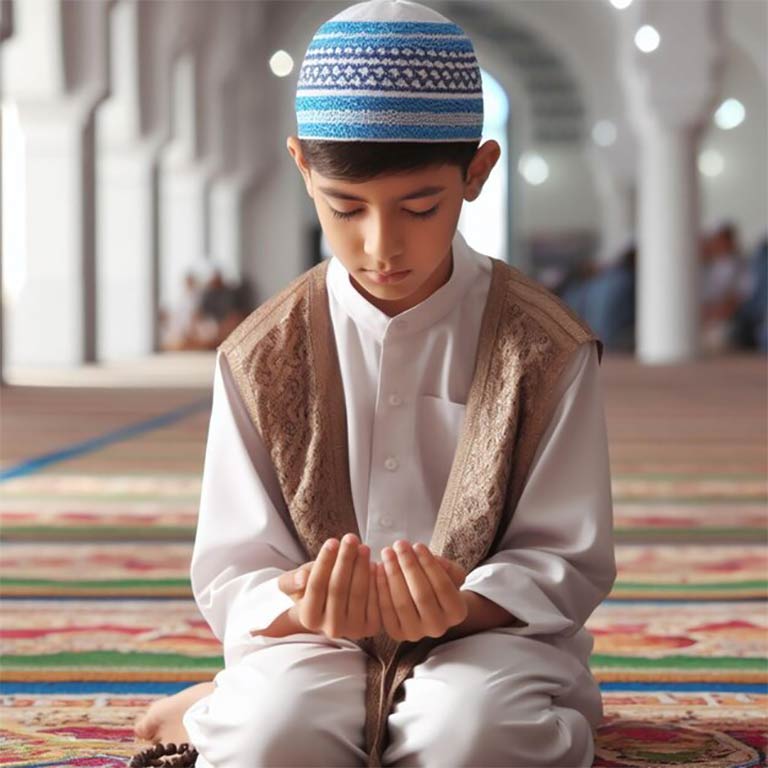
[196,268,252,346]
[160,268,255,352]
[559,258,599,324]
[160,270,204,351]
[730,234,768,353]
[559,240,636,353]
[584,241,636,353]
[700,221,752,354]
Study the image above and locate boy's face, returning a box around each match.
[287,138,500,316]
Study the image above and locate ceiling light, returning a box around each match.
[635,25,661,53]
[269,50,294,78]
[714,98,746,130]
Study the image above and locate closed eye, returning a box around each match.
[330,205,440,221]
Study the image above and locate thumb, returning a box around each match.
[294,568,309,589]
[279,563,312,595]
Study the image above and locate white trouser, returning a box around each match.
[182,628,602,767]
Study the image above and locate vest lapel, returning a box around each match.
[305,260,362,552]
[428,257,511,572]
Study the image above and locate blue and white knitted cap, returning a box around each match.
[295,0,484,142]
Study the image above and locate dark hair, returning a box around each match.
[298,139,480,182]
[716,221,737,244]
[619,244,637,271]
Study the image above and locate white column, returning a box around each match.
[200,1,267,288]
[210,177,244,282]
[637,121,701,360]
[221,60,269,289]
[201,11,245,285]
[618,0,725,363]
[2,0,107,367]
[96,0,160,360]
[0,0,13,383]
[6,99,98,366]
[242,68,307,300]
[159,156,209,310]
[97,142,159,359]
[159,53,209,311]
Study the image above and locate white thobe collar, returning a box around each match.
[326,229,480,341]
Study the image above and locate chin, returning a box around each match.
[374,287,414,301]
[368,279,417,297]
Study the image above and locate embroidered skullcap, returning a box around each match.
[295,0,484,142]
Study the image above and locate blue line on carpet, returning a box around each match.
[600,681,768,693]
[0,397,211,481]
[0,682,197,695]
[2,681,766,695]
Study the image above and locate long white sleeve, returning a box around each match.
[189,350,308,665]
[459,341,617,637]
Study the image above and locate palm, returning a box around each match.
[279,545,464,604]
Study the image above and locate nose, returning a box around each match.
[363,210,404,267]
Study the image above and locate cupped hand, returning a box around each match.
[277,536,467,642]
[278,533,381,640]
[376,540,468,643]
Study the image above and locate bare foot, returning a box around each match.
[134,681,215,744]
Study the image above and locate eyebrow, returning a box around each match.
[318,184,446,203]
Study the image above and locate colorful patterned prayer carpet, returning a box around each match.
[1,353,766,767]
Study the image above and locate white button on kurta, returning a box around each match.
[183,229,616,767]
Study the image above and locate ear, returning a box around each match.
[463,140,501,202]
[286,136,314,198]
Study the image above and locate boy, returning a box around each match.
[133,1,616,765]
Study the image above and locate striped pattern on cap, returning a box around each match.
[295,1,484,142]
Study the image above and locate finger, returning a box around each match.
[366,560,381,635]
[347,543,370,631]
[302,539,339,628]
[292,567,308,592]
[278,570,295,596]
[413,543,466,621]
[382,544,420,635]
[326,533,360,635]
[392,541,444,634]
[294,562,315,594]
[376,561,402,639]
[434,553,467,588]
[279,561,313,596]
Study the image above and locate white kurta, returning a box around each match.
[183,229,616,767]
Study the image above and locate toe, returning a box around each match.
[134,714,157,741]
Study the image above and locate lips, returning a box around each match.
[365,268,411,285]
[369,269,408,276]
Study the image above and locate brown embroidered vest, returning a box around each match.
[218,256,603,766]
